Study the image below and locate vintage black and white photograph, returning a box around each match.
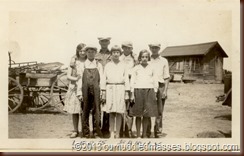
[0,0,240,152]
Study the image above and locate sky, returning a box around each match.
[3,0,238,70]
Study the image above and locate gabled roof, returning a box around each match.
[161,41,228,57]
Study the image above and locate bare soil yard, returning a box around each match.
[9,83,231,138]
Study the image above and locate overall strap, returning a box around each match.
[83,60,99,69]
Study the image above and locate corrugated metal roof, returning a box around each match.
[161,41,228,57]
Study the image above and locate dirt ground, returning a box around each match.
[8,83,231,138]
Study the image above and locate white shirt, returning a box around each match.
[101,61,130,91]
[119,54,137,76]
[130,63,158,92]
[84,59,104,88]
[150,56,170,83]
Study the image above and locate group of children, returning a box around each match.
[64,37,170,139]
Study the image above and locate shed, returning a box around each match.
[161,41,228,83]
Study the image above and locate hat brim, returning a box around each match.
[85,47,97,51]
[122,45,133,48]
[111,49,122,52]
[149,44,160,48]
[98,37,111,41]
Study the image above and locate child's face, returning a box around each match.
[78,50,86,58]
[99,40,110,49]
[150,47,160,55]
[86,49,96,60]
[112,50,121,61]
[122,46,133,56]
[141,53,149,65]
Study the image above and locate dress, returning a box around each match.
[129,63,158,117]
[63,60,84,114]
[101,61,130,114]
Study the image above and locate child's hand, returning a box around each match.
[101,99,106,106]
[130,93,135,103]
[100,91,106,100]
[155,92,158,101]
[77,95,83,101]
[162,90,167,99]
[76,75,81,81]
[125,91,129,100]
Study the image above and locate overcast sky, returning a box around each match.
[4,0,238,70]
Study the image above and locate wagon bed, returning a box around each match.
[8,52,69,113]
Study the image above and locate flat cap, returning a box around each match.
[84,45,97,51]
[98,37,111,41]
[122,41,133,48]
[111,45,122,52]
[149,43,161,48]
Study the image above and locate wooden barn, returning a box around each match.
[161,41,228,83]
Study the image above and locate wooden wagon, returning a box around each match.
[8,52,69,113]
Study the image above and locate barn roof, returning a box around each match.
[161,41,228,57]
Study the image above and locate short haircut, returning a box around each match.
[138,49,151,62]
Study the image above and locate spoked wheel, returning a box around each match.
[50,72,69,114]
[8,77,24,113]
[27,87,50,110]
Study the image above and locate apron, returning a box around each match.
[81,63,102,137]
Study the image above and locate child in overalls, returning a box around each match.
[82,45,103,138]
[63,43,86,138]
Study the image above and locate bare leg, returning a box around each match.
[127,116,133,130]
[136,117,141,138]
[116,113,122,138]
[109,113,115,138]
[70,114,79,138]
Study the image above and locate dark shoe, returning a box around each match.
[103,132,110,138]
[146,130,151,138]
[154,130,162,138]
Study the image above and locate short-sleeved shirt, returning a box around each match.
[150,56,170,83]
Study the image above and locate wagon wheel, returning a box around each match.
[50,72,69,113]
[8,77,24,113]
[27,87,50,110]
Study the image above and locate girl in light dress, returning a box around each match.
[101,45,130,139]
[63,43,86,138]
